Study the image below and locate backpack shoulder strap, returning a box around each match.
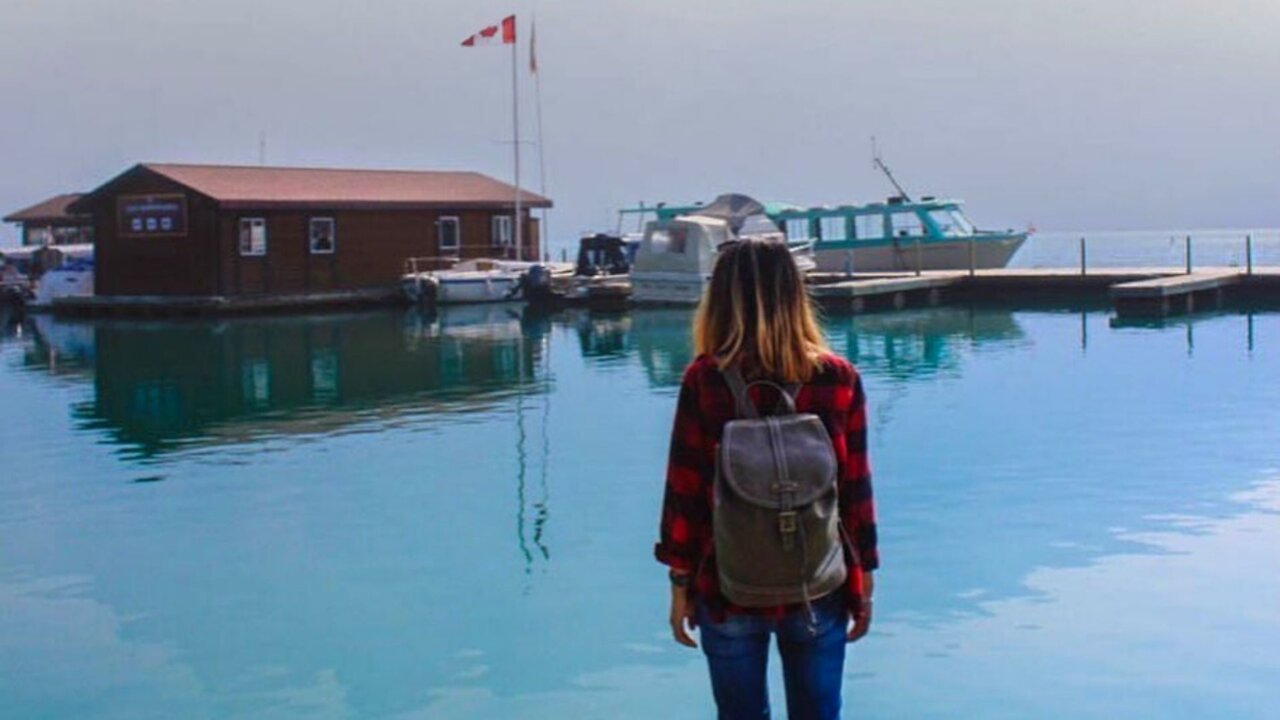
[722,367,758,419]
[723,367,801,418]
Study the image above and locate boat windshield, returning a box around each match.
[647,226,688,254]
[927,208,975,237]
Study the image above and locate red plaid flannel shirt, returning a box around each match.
[654,353,878,619]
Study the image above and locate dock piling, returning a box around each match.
[1079,237,1087,276]
[1246,234,1254,276]
[968,238,976,277]
[1185,235,1192,274]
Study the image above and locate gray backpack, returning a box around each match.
[714,368,847,610]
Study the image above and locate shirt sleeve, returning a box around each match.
[841,371,879,571]
[654,364,715,572]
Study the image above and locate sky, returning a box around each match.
[2,0,1279,250]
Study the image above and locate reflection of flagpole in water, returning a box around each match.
[515,323,552,577]
[533,325,551,562]
[515,336,533,575]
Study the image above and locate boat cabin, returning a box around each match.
[629,216,730,304]
[575,233,633,277]
[647,196,979,247]
[770,196,981,248]
[628,194,1025,273]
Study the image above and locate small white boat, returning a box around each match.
[27,245,95,310]
[630,216,730,305]
[401,258,573,305]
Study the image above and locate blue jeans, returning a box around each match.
[696,592,848,720]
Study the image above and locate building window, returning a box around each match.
[24,226,53,247]
[309,217,336,254]
[491,215,513,247]
[438,216,461,255]
[239,218,267,256]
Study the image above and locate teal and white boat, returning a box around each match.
[631,196,1025,274]
[624,155,1028,274]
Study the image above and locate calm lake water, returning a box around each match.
[1,303,1278,719]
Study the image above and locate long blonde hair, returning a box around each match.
[692,238,828,383]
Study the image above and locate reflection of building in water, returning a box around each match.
[25,307,552,458]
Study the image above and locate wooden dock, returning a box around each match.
[808,267,1280,317]
[810,271,966,311]
[37,267,1280,319]
[48,288,403,318]
[1110,270,1242,317]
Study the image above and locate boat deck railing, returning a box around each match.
[403,256,461,276]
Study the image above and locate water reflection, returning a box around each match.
[827,306,1026,382]
[14,306,550,459]
[3,304,1279,719]
[1109,308,1266,357]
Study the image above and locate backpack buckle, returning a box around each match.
[778,512,798,550]
[778,511,797,533]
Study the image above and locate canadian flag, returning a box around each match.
[461,15,515,46]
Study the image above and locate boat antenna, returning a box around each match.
[871,136,912,202]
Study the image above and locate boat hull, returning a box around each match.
[30,268,94,311]
[812,234,1026,273]
[435,274,522,304]
[630,271,708,305]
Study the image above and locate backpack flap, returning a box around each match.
[718,415,838,508]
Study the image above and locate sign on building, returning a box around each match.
[118,194,188,237]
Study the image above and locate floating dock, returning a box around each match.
[40,267,1280,319]
[49,288,402,318]
[1110,270,1243,318]
[808,268,1280,317]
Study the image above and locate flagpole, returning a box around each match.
[532,16,549,262]
[511,23,523,262]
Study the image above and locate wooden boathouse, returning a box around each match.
[4,193,94,246]
[65,163,550,311]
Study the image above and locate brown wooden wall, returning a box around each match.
[86,167,542,298]
[87,172,221,296]
[217,209,540,296]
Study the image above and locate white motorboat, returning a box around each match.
[629,194,817,305]
[27,245,95,310]
[401,258,573,305]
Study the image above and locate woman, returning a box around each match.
[654,237,878,720]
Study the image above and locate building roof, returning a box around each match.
[78,163,552,210]
[3,193,90,224]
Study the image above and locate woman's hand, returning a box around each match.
[669,582,698,648]
[847,571,875,643]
